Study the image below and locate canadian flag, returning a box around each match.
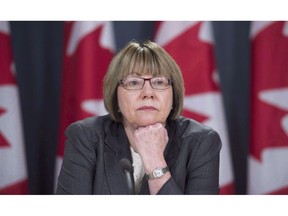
[248,21,288,194]
[55,21,115,185]
[154,21,234,194]
[0,21,28,194]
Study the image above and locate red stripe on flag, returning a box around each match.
[57,21,115,157]
[249,21,288,194]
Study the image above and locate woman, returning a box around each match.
[56,40,222,194]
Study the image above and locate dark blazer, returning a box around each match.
[56,114,222,195]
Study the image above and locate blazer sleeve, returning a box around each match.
[56,122,97,194]
[185,129,221,194]
[158,129,222,195]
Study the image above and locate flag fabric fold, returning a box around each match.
[55,21,115,187]
[249,21,288,194]
[154,21,234,194]
[0,21,28,194]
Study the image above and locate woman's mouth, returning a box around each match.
[138,106,157,111]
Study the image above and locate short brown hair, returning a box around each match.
[103,40,184,122]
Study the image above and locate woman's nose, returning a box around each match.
[141,80,154,98]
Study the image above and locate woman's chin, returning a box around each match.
[136,118,163,127]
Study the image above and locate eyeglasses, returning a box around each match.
[119,76,172,90]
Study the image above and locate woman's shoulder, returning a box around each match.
[73,114,111,127]
[65,114,115,136]
[172,116,222,151]
[174,116,216,135]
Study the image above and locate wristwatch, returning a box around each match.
[145,166,170,180]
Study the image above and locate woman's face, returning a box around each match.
[117,74,173,129]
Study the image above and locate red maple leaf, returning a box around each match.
[156,22,235,194]
[250,21,288,161]
[158,22,218,120]
[58,22,114,156]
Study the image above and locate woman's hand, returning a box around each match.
[133,123,169,173]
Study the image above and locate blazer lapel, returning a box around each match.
[104,122,134,194]
[164,119,180,173]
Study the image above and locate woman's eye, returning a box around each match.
[128,79,140,86]
[153,78,165,86]
[155,80,164,85]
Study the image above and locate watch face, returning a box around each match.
[153,168,163,177]
[146,167,169,180]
